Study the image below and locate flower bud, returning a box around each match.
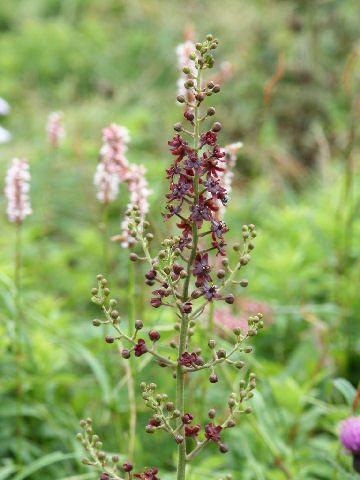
[82,457,90,464]
[233,326,241,336]
[219,443,229,453]
[208,408,216,419]
[173,409,181,418]
[145,269,157,280]
[184,110,195,121]
[97,451,106,459]
[174,122,183,132]
[135,319,143,330]
[227,420,236,428]
[183,66,191,74]
[221,257,229,267]
[240,278,248,287]
[212,122,222,132]
[208,339,216,349]
[235,361,245,369]
[217,269,225,279]
[146,425,155,433]
[149,330,160,341]
[110,310,119,319]
[177,94,186,103]
[166,401,174,411]
[217,349,226,359]
[121,349,131,359]
[191,289,201,299]
[244,346,253,353]
[129,253,138,262]
[225,294,234,304]
[228,397,235,408]
[240,256,248,265]
[181,413,194,424]
[92,319,101,326]
[209,374,219,383]
[123,461,133,472]
[207,106,215,116]
[245,407,252,414]
[105,335,115,344]
[213,84,221,93]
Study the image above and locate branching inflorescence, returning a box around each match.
[78,34,263,480]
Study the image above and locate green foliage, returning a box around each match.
[1,0,360,479]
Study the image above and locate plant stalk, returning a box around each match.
[176,66,201,480]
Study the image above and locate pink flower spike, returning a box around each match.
[46,111,65,148]
[5,158,32,223]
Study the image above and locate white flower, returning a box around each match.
[0,97,10,115]
[93,162,119,205]
[176,41,196,100]
[5,158,32,223]
[217,142,243,218]
[0,126,11,144]
[94,123,131,204]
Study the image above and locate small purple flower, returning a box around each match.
[340,416,360,473]
[193,253,212,284]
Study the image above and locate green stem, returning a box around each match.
[127,258,136,461]
[101,205,110,277]
[176,66,202,480]
[208,302,214,332]
[14,222,22,467]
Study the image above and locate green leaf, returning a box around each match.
[329,378,357,406]
[12,452,75,480]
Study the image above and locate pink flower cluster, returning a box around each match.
[176,40,196,103]
[120,163,151,248]
[94,123,151,246]
[94,123,130,204]
[214,298,272,335]
[216,142,243,219]
[5,157,32,223]
[46,111,65,148]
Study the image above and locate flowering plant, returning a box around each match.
[77,34,264,480]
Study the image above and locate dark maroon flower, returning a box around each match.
[176,219,192,236]
[166,162,182,180]
[181,413,194,424]
[212,237,227,256]
[178,351,204,368]
[200,131,217,146]
[192,253,212,284]
[134,339,147,357]
[205,422,222,442]
[182,302,192,314]
[201,153,224,177]
[211,145,226,160]
[150,297,162,308]
[211,219,229,240]
[184,151,202,172]
[166,175,192,202]
[190,196,212,227]
[172,234,191,251]
[162,203,181,220]
[201,283,221,302]
[134,468,160,480]
[203,174,226,200]
[168,134,188,161]
[173,263,184,275]
[185,424,201,438]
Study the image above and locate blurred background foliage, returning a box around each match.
[0,0,360,479]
